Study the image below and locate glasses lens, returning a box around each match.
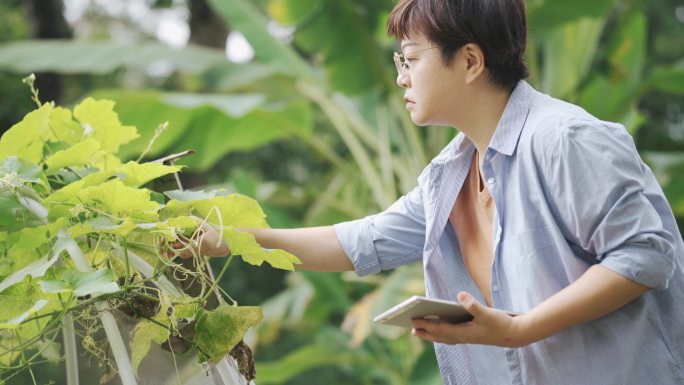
[393,52,404,76]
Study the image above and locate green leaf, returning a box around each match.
[0,234,70,292]
[116,161,182,187]
[38,268,120,297]
[7,217,69,270]
[44,138,102,174]
[73,97,139,154]
[540,17,604,98]
[644,63,684,96]
[579,11,647,121]
[223,228,300,271]
[0,189,27,229]
[0,156,47,187]
[268,0,395,94]
[0,40,240,76]
[0,102,53,163]
[77,179,159,221]
[194,304,263,363]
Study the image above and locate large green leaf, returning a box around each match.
[268,0,395,94]
[90,90,312,170]
[528,0,617,30]
[579,11,647,122]
[0,40,231,75]
[194,304,263,363]
[207,0,314,79]
[540,18,604,99]
[643,62,684,96]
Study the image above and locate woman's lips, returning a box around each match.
[404,96,415,107]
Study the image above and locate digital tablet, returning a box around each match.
[373,295,474,328]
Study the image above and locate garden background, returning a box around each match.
[1,0,683,384]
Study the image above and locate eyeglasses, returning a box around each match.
[393,46,438,78]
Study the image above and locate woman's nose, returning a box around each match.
[396,72,410,88]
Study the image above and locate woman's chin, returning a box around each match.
[409,112,430,127]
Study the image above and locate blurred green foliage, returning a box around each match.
[1,0,683,384]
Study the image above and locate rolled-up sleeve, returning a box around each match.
[544,122,676,289]
[334,184,427,276]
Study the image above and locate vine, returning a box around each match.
[0,75,300,384]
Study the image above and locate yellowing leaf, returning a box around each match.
[44,138,102,174]
[73,98,139,154]
[92,153,124,172]
[68,217,137,238]
[77,179,159,221]
[116,161,182,187]
[44,169,117,207]
[223,228,300,271]
[0,103,53,163]
[172,295,200,319]
[0,276,40,326]
[49,107,83,145]
[130,319,171,375]
[194,304,262,363]
[130,300,171,374]
[164,194,269,229]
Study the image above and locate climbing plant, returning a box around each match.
[0,75,300,385]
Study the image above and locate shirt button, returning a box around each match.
[487,177,495,184]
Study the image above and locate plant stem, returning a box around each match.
[201,254,234,304]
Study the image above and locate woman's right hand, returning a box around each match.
[166,223,231,259]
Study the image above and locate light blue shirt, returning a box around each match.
[334,81,684,385]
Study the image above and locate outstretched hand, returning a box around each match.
[411,292,529,348]
[165,223,231,259]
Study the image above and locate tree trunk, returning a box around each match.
[25,0,72,104]
[189,0,230,49]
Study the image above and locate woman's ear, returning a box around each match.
[462,43,486,85]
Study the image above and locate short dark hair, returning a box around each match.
[387,0,529,90]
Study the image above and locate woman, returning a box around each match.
[178,0,684,383]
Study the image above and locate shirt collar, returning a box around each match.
[487,80,535,156]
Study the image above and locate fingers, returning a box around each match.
[458,291,488,319]
[411,319,468,344]
[164,237,194,259]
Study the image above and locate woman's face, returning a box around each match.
[396,33,466,127]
